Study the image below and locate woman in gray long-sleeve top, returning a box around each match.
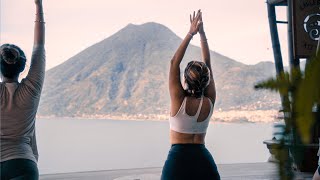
[0,0,45,179]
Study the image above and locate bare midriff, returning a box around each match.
[170,130,206,144]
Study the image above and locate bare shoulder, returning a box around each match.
[170,95,186,117]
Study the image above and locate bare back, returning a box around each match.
[168,11,216,144]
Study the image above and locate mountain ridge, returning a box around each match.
[38,22,280,117]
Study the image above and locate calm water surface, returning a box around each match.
[36,118,273,174]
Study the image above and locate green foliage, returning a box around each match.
[255,57,320,144]
[295,58,320,143]
[255,56,320,179]
[255,72,291,96]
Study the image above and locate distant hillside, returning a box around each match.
[38,22,280,117]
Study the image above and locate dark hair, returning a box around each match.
[0,44,26,78]
[184,61,210,98]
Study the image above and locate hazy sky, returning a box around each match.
[1,0,289,70]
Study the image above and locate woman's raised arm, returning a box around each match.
[25,0,46,92]
[34,0,45,47]
[169,10,201,102]
[198,13,216,103]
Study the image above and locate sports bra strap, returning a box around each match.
[181,96,188,110]
[195,96,204,118]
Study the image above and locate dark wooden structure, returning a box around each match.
[265,0,320,173]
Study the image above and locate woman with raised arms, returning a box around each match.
[1,0,46,179]
[161,10,220,180]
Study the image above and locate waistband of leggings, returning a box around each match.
[171,144,205,148]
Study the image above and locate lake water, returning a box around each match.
[36,118,273,174]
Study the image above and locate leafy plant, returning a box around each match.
[255,56,320,179]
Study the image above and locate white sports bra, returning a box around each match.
[169,96,213,134]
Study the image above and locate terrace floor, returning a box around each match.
[40,162,314,180]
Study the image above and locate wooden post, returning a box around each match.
[266,1,294,178]
[267,4,284,74]
[287,0,300,71]
[267,3,291,134]
[267,0,287,6]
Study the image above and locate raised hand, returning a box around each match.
[35,0,42,5]
[189,10,201,36]
[198,12,205,35]
[34,0,45,46]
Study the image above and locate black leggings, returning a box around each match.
[161,144,220,180]
[1,159,38,180]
